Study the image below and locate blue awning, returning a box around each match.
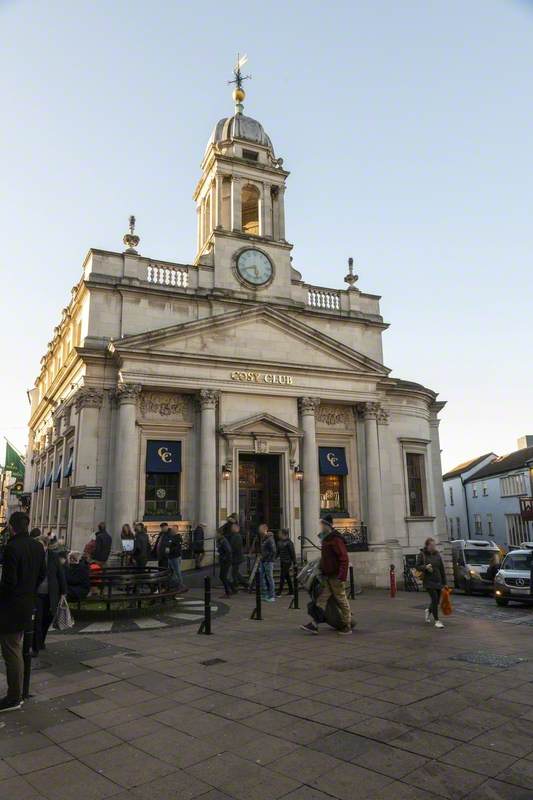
[63,450,73,478]
[146,440,181,473]
[33,479,39,492]
[54,458,63,483]
[45,470,53,488]
[319,447,348,476]
[39,475,45,490]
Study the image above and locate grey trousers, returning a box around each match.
[0,632,24,702]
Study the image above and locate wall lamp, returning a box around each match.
[222,464,232,480]
[294,465,304,481]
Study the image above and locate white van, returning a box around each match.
[493,544,533,606]
[452,539,501,594]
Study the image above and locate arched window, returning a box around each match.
[241,184,260,236]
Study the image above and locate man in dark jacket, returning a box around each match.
[65,552,91,603]
[228,522,247,592]
[93,522,112,565]
[300,516,352,636]
[259,523,276,602]
[192,523,206,569]
[133,524,150,570]
[216,528,233,598]
[33,536,68,655]
[277,528,296,595]
[0,512,46,711]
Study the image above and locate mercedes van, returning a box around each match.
[493,543,533,606]
[452,539,501,594]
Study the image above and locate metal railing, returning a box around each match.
[336,524,368,552]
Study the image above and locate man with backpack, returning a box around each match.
[300,515,353,636]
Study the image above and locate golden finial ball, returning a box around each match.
[233,87,246,103]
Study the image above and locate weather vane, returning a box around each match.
[228,53,251,114]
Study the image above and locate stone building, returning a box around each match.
[25,79,447,585]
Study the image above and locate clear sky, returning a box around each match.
[1,0,532,472]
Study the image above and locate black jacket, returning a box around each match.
[217,536,232,565]
[39,550,68,616]
[416,548,447,590]
[260,534,276,563]
[133,530,150,564]
[65,561,90,602]
[229,531,244,565]
[155,530,182,562]
[192,526,205,553]
[0,533,46,634]
[94,530,112,563]
[278,538,296,565]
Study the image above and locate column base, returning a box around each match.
[349,540,404,589]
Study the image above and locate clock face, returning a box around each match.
[236,249,273,286]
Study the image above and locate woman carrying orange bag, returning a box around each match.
[415,537,448,629]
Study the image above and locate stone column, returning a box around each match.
[277,185,286,240]
[299,397,321,548]
[214,174,223,229]
[429,403,447,541]
[113,384,142,542]
[263,184,273,237]
[377,406,394,542]
[361,402,385,545]
[231,177,242,232]
[69,388,104,550]
[199,389,218,540]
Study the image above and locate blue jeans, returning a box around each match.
[168,557,183,587]
[260,562,275,599]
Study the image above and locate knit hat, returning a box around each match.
[320,514,334,529]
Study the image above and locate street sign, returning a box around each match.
[70,486,103,499]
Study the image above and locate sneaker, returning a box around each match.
[300,622,319,635]
[0,697,23,713]
[435,620,444,629]
[337,627,353,636]
[425,609,432,624]
[265,597,276,603]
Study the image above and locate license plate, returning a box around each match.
[510,588,528,595]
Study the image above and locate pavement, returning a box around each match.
[2,586,533,800]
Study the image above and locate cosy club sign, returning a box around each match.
[230,371,294,385]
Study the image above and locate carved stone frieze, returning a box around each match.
[316,404,350,427]
[140,391,189,419]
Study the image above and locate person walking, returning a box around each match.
[300,516,353,636]
[93,522,112,566]
[486,553,501,586]
[133,523,150,570]
[416,537,447,629]
[120,524,135,565]
[258,523,276,602]
[167,527,187,592]
[228,521,248,592]
[0,512,46,712]
[277,528,296,596]
[216,528,233,598]
[192,523,206,569]
[65,551,91,603]
[33,535,68,656]
[154,522,171,568]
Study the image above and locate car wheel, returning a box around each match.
[495,597,508,607]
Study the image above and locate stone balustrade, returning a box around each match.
[146,263,189,288]
[307,286,341,311]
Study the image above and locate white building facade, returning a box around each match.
[25,89,448,586]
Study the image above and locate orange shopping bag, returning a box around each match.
[440,586,453,616]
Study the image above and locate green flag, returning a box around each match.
[4,440,25,481]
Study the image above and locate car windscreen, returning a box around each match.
[503,552,532,571]
[464,549,496,566]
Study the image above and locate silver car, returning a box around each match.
[494,548,532,606]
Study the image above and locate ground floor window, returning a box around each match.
[406,452,425,516]
[144,439,181,520]
[474,513,482,535]
[506,513,530,547]
[319,447,348,516]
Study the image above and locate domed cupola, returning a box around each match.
[208,114,274,154]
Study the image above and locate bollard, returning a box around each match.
[197,576,213,634]
[250,569,262,620]
[389,564,397,598]
[349,565,355,600]
[289,563,299,609]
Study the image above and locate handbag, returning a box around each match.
[413,552,425,580]
[440,586,453,616]
[53,596,75,630]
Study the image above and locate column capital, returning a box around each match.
[377,407,389,425]
[199,388,219,410]
[115,383,142,406]
[356,401,381,421]
[75,387,104,412]
[298,397,321,416]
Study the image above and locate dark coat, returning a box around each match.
[0,532,46,634]
[133,530,150,565]
[320,530,349,582]
[416,549,447,589]
[40,550,68,616]
[217,536,232,565]
[278,538,296,565]
[260,534,276,563]
[93,530,112,563]
[192,526,205,553]
[65,561,90,602]
[229,531,244,565]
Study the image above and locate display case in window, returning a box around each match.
[320,474,348,516]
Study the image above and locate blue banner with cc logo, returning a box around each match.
[319,447,348,475]
[146,440,181,473]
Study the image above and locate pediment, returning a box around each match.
[110,305,389,377]
[220,412,302,437]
